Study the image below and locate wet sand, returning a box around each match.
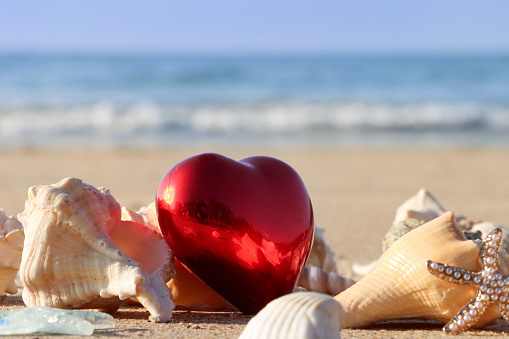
[2,146,509,337]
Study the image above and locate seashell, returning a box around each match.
[306,226,337,273]
[393,188,446,224]
[0,209,24,295]
[335,212,507,328]
[239,291,343,339]
[18,177,175,322]
[297,266,355,295]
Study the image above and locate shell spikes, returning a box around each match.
[334,212,504,328]
[18,177,175,322]
[427,228,509,334]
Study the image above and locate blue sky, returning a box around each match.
[1,0,509,54]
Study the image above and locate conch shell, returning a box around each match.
[239,292,343,339]
[18,177,175,322]
[335,212,507,328]
[0,209,24,295]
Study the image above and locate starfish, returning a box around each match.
[427,228,509,334]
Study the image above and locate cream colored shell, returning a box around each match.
[18,177,175,322]
[0,209,24,295]
[239,292,343,339]
[335,212,504,328]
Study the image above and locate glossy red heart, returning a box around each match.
[156,153,314,314]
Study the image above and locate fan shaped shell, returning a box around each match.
[239,292,343,339]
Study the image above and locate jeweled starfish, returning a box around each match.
[427,228,509,334]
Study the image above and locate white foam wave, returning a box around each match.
[1,101,509,147]
[0,102,170,136]
[189,102,509,133]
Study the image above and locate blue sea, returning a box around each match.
[1,53,508,148]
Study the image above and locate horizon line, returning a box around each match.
[1,48,509,58]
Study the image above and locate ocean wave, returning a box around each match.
[1,101,509,147]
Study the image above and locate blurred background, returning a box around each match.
[1,0,509,149]
[2,0,509,288]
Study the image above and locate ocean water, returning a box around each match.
[1,54,508,148]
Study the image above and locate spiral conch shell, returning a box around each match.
[335,211,508,328]
[239,292,343,339]
[18,177,175,322]
[0,209,24,295]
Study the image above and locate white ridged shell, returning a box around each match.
[239,292,343,339]
[0,209,24,295]
[18,177,175,322]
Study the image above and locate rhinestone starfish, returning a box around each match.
[427,228,509,334]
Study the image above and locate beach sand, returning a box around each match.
[2,146,509,338]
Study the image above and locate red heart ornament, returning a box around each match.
[156,153,314,314]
